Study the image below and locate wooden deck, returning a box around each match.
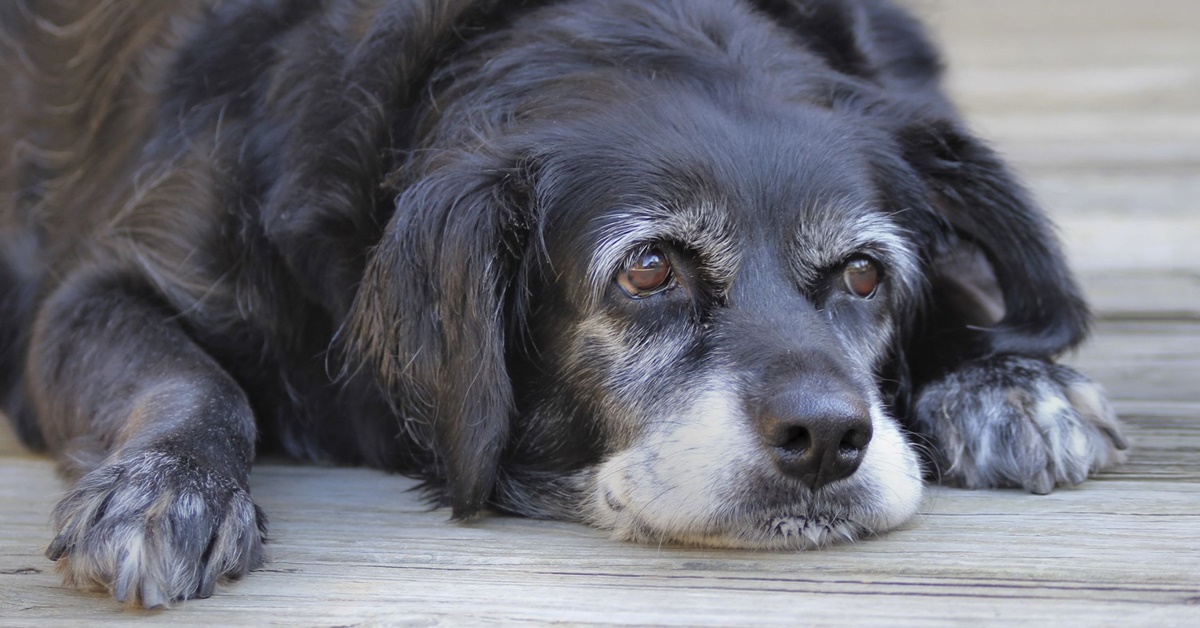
[2,0,1199,624]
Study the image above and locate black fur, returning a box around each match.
[0,0,1126,607]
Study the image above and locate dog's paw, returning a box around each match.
[45,451,265,608]
[913,355,1129,494]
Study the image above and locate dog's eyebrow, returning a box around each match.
[789,200,922,301]
[586,201,740,300]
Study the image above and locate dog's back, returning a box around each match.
[0,0,430,471]
[0,4,197,430]
[0,3,195,233]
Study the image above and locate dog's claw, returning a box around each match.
[140,581,167,610]
[196,562,220,600]
[114,568,132,606]
[1026,469,1055,495]
[45,536,69,561]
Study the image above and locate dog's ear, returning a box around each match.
[896,118,1090,361]
[346,153,530,519]
[749,0,875,78]
[750,0,944,88]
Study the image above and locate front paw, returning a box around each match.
[46,451,266,608]
[913,355,1129,494]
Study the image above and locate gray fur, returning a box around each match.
[45,451,265,608]
[912,355,1129,494]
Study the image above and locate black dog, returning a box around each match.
[0,0,1127,608]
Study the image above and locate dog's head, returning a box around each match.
[343,0,1086,547]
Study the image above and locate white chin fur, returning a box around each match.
[585,380,923,549]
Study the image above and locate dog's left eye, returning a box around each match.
[617,248,674,298]
[843,257,880,298]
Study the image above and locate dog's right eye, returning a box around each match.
[842,257,880,299]
[617,248,674,298]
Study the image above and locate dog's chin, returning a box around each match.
[588,480,922,551]
[595,502,883,550]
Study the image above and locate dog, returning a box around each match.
[0,0,1128,608]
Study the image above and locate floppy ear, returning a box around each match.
[898,118,1090,361]
[346,154,530,518]
[750,0,946,89]
[749,0,875,78]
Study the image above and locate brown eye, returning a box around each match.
[617,248,673,298]
[843,257,879,298]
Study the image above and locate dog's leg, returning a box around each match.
[911,355,1129,494]
[26,273,264,607]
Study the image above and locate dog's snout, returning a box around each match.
[761,390,873,490]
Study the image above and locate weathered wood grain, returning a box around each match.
[2,419,1199,626]
[2,0,1199,625]
[2,323,1196,626]
[1080,273,1200,321]
[1067,321,1200,402]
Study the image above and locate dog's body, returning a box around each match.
[0,0,1127,608]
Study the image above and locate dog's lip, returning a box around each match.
[614,509,869,549]
[600,477,873,547]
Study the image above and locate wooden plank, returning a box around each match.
[2,454,1199,626]
[1031,171,1200,218]
[2,326,1198,625]
[1107,402,1200,481]
[1066,321,1200,403]
[1059,217,1200,275]
[1081,273,1200,321]
[923,0,1200,73]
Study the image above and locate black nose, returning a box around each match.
[760,390,873,490]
